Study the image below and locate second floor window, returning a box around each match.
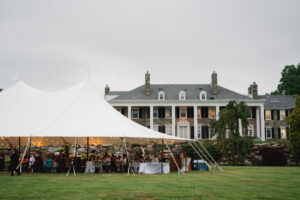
[265,110,271,120]
[180,109,187,118]
[280,110,285,120]
[179,91,186,100]
[158,91,165,100]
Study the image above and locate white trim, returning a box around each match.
[199,91,207,100]
[179,91,186,100]
[158,91,165,100]
[266,127,272,139]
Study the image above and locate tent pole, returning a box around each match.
[28,137,31,170]
[87,137,89,160]
[67,137,78,176]
[121,138,124,173]
[194,141,215,167]
[185,142,188,172]
[164,141,184,175]
[197,141,223,172]
[188,142,212,172]
[161,139,163,174]
[16,136,31,173]
[74,137,78,176]
[18,137,21,157]
[188,142,206,162]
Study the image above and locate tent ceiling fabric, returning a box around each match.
[0,81,187,146]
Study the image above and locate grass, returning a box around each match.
[0,166,299,200]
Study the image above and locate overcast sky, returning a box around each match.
[0,0,299,95]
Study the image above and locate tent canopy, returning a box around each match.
[0,81,187,146]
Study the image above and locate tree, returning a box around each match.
[210,101,252,161]
[0,89,2,92]
[271,63,300,95]
[287,94,300,163]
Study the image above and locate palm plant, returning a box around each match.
[210,101,251,160]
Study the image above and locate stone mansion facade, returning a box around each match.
[105,72,295,141]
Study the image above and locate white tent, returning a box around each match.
[0,81,187,146]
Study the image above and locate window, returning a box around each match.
[281,128,287,139]
[179,91,186,100]
[197,108,201,118]
[153,109,158,118]
[201,107,208,118]
[187,107,194,118]
[201,126,209,139]
[180,108,187,118]
[248,125,253,136]
[209,108,215,119]
[158,125,166,133]
[158,107,165,119]
[280,110,285,120]
[247,108,252,119]
[132,108,139,119]
[266,127,272,139]
[200,91,207,100]
[265,110,271,120]
[197,125,201,138]
[165,109,171,119]
[158,91,165,100]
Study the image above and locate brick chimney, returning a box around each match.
[105,85,110,95]
[248,82,258,99]
[211,71,218,95]
[252,82,258,99]
[145,71,151,96]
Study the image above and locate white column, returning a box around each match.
[194,105,198,139]
[150,105,153,130]
[128,105,132,119]
[239,119,242,136]
[260,105,265,141]
[216,105,220,120]
[172,105,176,136]
[256,107,260,138]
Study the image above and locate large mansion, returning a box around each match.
[105,72,295,141]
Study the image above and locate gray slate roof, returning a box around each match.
[258,95,295,109]
[109,84,250,100]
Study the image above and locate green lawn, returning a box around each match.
[0,166,299,200]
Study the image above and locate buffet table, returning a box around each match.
[138,163,170,174]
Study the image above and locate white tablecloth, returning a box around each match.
[138,163,170,174]
[85,161,96,173]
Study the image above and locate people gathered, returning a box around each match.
[0,146,168,175]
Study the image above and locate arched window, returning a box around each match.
[200,91,207,100]
[158,91,165,100]
[179,91,186,100]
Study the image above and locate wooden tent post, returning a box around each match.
[18,137,21,156]
[87,137,90,160]
[161,139,163,174]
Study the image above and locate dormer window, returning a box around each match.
[158,91,165,100]
[179,91,186,100]
[200,91,207,100]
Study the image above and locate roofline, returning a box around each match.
[108,99,266,106]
